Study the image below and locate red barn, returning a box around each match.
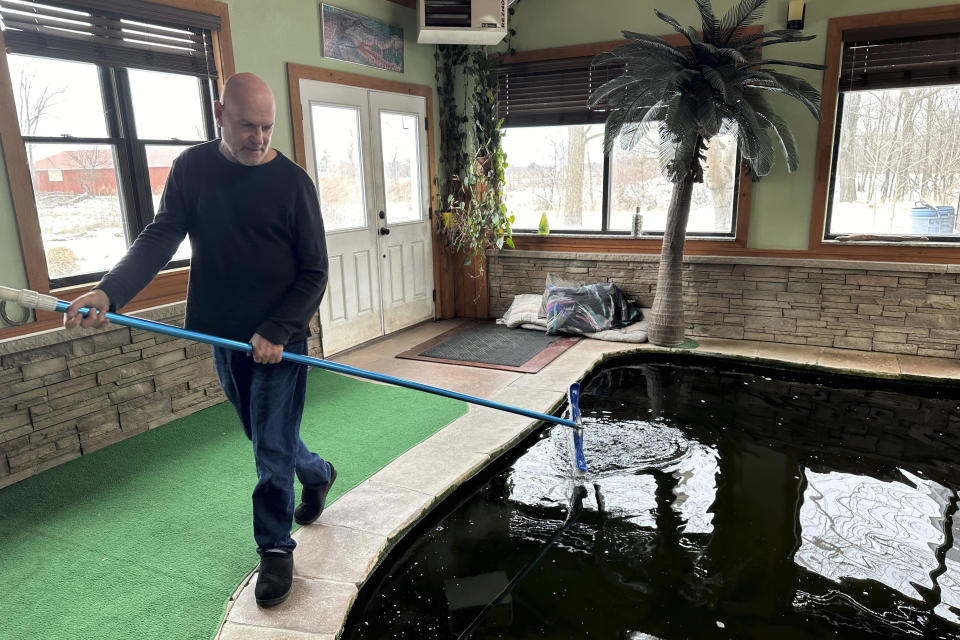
[31,146,183,196]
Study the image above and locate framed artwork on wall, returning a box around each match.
[321,4,404,73]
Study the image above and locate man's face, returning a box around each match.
[215,95,275,166]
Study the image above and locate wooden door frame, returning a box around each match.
[286,63,450,319]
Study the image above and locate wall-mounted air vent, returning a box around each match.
[418,0,507,45]
[424,0,472,27]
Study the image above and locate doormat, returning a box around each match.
[396,321,580,373]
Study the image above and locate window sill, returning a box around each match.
[0,267,189,340]
[822,239,960,248]
[512,231,738,241]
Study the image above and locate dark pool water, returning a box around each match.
[342,355,960,639]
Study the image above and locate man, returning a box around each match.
[64,72,336,608]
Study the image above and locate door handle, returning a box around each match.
[379,227,390,235]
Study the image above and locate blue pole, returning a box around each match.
[53,301,579,430]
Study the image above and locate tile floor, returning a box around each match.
[215,320,960,639]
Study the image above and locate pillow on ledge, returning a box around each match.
[500,293,544,328]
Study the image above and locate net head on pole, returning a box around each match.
[566,382,587,475]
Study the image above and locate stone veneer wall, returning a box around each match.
[0,302,322,489]
[489,251,960,358]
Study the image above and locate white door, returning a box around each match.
[300,80,433,355]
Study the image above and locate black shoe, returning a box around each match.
[294,463,337,525]
[255,549,293,608]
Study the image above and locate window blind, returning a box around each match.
[840,20,960,92]
[0,0,220,77]
[496,56,625,127]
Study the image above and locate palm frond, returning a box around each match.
[617,32,690,64]
[746,59,827,71]
[731,29,814,52]
[738,34,817,53]
[587,74,649,109]
[700,66,730,103]
[604,97,670,155]
[657,122,680,179]
[594,48,675,68]
[718,0,766,46]
[750,70,822,120]
[587,75,649,108]
[732,99,775,176]
[754,106,799,172]
[618,116,659,151]
[602,108,629,156]
[653,9,688,38]
[694,0,720,43]
[714,46,749,67]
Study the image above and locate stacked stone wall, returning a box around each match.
[489,252,960,358]
[0,303,322,489]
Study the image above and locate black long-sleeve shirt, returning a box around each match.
[97,141,328,345]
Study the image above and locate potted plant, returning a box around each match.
[589,0,825,346]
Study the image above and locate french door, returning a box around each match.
[299,80,434,355]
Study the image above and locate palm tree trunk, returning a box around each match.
[648,173,695,346]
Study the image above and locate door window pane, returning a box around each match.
[502,125,605,231]
[28,143,127,279]
[128,69,207,141]
[610,131,737,234]
[146,144,192,261]
[829,86,960,238]
[379,111,422,224]
[310,103,366,231]
[8,54,108,138]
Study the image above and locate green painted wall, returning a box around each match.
[510,0,957,249]
[0,0,954,297]
[0,138,27,291]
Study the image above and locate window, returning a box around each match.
[825,22,960,241]
[0,0,220,287]
[497,54,740,236]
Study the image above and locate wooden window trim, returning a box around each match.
[0,0,234,340]
[498,32,757,255]
[285,62,443,316]
[808,4,960,263]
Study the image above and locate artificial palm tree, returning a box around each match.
[588,0,824,346]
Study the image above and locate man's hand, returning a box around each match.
[64,289,111,330]
[250,333,283,364]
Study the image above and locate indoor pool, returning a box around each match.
[341,354,960,639]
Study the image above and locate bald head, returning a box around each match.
[221,73,275,111]
[215,72,277,166]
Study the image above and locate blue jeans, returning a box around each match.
[212,339,332,553]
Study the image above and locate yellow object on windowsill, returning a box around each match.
[538,212,550,235]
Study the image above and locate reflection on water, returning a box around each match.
[797,469,951,600]
[342,358,960,640]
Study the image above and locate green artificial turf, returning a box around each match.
[0,369,467,640]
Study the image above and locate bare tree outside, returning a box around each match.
[502,124,737,233]
[830,85,960,236]
[16,64,66,176]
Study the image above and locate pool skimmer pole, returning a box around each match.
[0,285,588,473]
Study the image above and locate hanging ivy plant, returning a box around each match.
[434,43,469,214]
[435,2,523,273]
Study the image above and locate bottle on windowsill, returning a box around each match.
[538,212,550,235]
